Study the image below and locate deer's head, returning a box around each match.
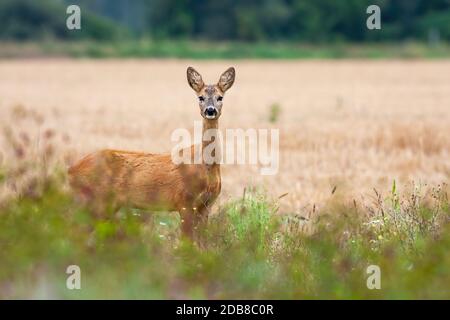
[187,67,235,120]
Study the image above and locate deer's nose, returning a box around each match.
[205,106,217,117]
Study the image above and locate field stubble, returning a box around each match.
[0,59,449,214]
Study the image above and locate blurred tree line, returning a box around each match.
[0,0,449,42]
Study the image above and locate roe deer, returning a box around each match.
[68,67,235,239]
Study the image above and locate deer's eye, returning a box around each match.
[199,96,205,102]
[217,96,223,102]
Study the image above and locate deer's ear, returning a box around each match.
[218,67,235,92]
[187,67,204,92]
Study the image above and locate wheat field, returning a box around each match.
[0,59,449,213]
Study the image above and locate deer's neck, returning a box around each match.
[202,118,221,171]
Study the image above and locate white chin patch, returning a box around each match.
[205,114,216,119]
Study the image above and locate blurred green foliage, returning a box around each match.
[86,0,450,42]
[0,174,448,299]
[0,0,125,41]
[0,0,449,43]
[3,40,450,59]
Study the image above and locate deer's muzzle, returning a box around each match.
[204,106,218,119]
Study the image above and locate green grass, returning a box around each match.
[1,40,450,59]
[269,103,282,123]
[0,170,449,299]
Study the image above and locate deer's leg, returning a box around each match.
[179,208,195,240]
[193,206,209,247]
[194,206,209,231]
[179,206,209,242]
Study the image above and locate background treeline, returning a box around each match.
[0,0,449,43]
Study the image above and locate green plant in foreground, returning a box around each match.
[0,172,448,299]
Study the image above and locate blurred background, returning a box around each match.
[0,0,449,58]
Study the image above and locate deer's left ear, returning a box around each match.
[218,67,235,92]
